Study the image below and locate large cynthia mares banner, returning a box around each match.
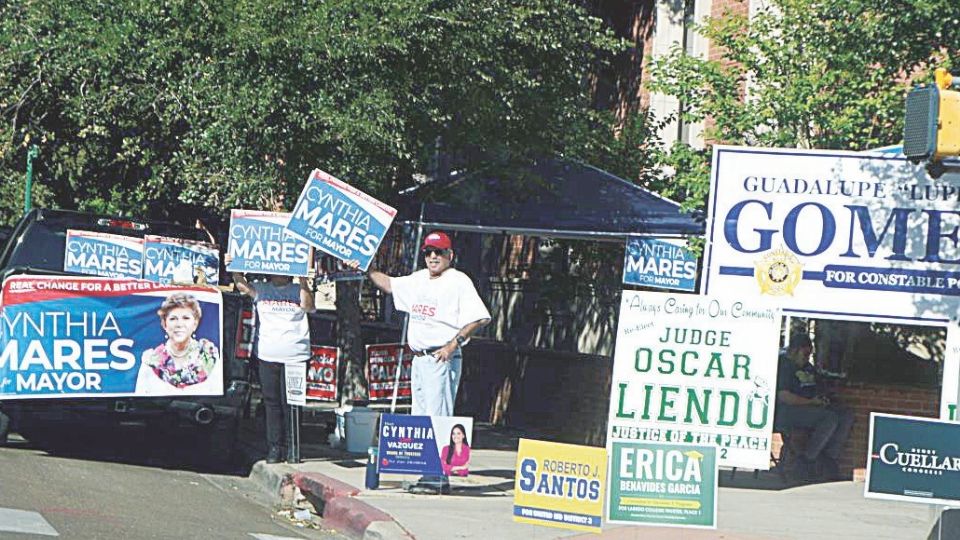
[0,276,223,399]
[513,439,607,534]
[607,441,718,529]
[142,235,220,285]
[366,343,412,400]
[227,210,311,276]
[286,169,397,272]
[623,237,698,292]
[705,146,960,324]
[607,291,781,469]
[378,414,474,476]
[865,413,960,506]
[307,345,338,401]
[64,230,143,278]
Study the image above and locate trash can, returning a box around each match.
[344,407,380,453]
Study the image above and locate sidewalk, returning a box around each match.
[239,407,939,540]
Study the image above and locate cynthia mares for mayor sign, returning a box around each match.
[286,169,397,272]
[227,210,311,276]
[64,230,143,278]
[0,276,223,399]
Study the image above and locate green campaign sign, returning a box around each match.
[607,441,717,528]
[865,413,960,506]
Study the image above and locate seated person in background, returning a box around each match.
[775,334,854,481]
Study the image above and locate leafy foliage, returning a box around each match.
[648,0,960,211]
[0,0,619,226]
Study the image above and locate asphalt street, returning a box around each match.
[0,425,338,540]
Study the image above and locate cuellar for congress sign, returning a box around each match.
[865,413,960,506]
[704,146,960,324]
[607,291,781,469]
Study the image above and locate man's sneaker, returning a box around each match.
[266,445,282,464]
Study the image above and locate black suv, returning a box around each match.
[0,208,252,466]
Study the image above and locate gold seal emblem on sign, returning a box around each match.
[754,246,803,296]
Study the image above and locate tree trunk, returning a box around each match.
[336,278,367,404]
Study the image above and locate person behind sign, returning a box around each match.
[350,230,490,493]
[227,254,315,464]
[137,292,221,393]
[775,333,854,481]
[440,424,471,477]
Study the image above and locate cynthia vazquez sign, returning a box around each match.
[865,413,960,506]
[704,146,960,324]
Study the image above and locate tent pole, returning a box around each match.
[390,204,425,413]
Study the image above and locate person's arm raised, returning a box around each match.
[345,260,392,294]
[299,276,316,312]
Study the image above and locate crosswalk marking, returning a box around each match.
[249,534,304,540]
[0,507,59,536]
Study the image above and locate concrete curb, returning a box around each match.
[293,472,414,540]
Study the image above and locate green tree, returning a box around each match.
[648,0,960,210]
[0,0,619,400]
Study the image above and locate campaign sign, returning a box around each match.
[307,345,338,401]
[284,361,307,406]
[606,291,781,469]
[378,414,474,476]
[64,230,143,278]
[142,235,220,285]
[623,237,698,292]
[607,441,718,528]
[366,343,412,401]
[286,169,397,271]
[513,439,607,533]
[227,210,311,276]
[865,413,960,506]
[0,276,223,399]
[704,146,960,324]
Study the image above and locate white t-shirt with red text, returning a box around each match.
[390,268,490,351]
[255,282,311,363]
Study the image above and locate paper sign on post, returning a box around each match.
[64,230,143,278]
[286,169,396,271]
[227,210,311,276]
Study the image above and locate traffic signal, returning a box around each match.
[903,68,960,164]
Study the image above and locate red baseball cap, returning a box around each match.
[421,231,452,250]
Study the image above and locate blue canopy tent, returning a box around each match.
[395,158,704,240]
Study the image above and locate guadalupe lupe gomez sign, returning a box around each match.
[607,291,781,469]
[704,146,960,323]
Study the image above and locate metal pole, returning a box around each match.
[24,144,38,213]
[287,404,301,464]
[390,209,425,413]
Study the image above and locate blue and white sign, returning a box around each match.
[0,276,223,399]
[704,146,960,324]
[623,237,698,291]
[142,235,220,285]
[865,413,960,506]
[64,230,143,278]
[227,210,311,276]
[286,169,397,272]
[377,414,474,476]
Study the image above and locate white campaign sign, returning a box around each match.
[607,291,782,469]
[704,146,960,324]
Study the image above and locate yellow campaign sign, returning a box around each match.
[512,439,607,534]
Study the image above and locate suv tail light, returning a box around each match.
[96,218,147,230]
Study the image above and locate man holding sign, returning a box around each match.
[359,231,490,417]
